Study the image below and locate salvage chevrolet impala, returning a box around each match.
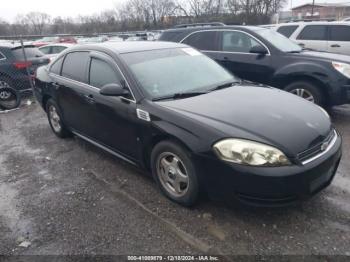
[34,42,342,206]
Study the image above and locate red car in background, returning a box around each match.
[32,36,77,47]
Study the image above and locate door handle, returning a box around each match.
[331,44,340,48]
[298,43,305,47]
[84,94,95,104]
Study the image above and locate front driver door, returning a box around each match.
[215,30,273,85]
[86,52,139,160]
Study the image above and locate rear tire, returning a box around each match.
[46,99,71,138]
[0,87,21,110]
[284,81,325,106]
[0,77,21,110]
[151,140,199,207]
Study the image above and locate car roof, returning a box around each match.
[276,21,350,26]
[163,25,263,33]
[70,41,188,54]
[0,43,35,49]
[39,43,74,48]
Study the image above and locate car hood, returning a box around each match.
[156,86,332,157]
[295,50,350,63]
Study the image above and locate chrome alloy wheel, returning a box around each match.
[0,81,11,100]
[48,105,62,133]
[290,88,315,103]
[156,152,190,197]
[0,90,11,100]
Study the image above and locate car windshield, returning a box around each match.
[121,48,236,100]
[255,28,302,53]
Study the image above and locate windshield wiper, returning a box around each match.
[209,81,241,92]
[152,91,207,101]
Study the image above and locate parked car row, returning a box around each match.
[272,21,350,55]
[33,41,342,207]
[159,23,350,107]
[0,43,50,92]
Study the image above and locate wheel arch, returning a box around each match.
[273,74,330,104]
[142,133,195,171]
[42,94,52,112]
[0,72,13,82]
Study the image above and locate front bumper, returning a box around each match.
[346,85,350,102]
[196,134,342,207]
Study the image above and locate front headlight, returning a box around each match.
[332,61,350,78]
[213,139,291,167]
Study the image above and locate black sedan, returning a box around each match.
[34,42,342,206]
[159,25,350,107]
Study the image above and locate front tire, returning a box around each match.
[151,141,199,206]
[46,99,71,138]
[284,81,325,106]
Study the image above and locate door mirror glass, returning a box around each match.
[249,45,268,55]
[99,83,129,97]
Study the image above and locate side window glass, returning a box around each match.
[277,26,298,37]
[50,56,64,75]
[182,31,218,51]
[297,25,327,40]
[61,52,89,82]
[89,58,123,89]
[329,26,350,41]
[221,31,262,53]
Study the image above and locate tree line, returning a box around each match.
[0,0,286,36]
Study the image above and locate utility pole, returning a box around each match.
[311,0,315,17]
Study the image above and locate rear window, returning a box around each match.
[297,25,327,40]
[277,25,298,38]
[329,25,350,41]
[182,31,219,51]
[12,47,44,59]
[61,52,89,82]
[159,31,183,41]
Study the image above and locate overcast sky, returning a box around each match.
[0,0,125,22]
[0,0,348,22]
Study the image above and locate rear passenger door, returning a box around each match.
[295,25,328,51]
[328,25,350,55]
[53,51,91,133]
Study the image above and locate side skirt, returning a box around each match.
[71,131,138,166]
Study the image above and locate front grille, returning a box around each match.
[298,129,336,163]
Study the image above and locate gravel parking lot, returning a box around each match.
[0,101,349,258]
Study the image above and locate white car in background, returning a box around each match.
[273,22,350,55]
[39,43,74,61]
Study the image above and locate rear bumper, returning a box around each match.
[196,134,342,207]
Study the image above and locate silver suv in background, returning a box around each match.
[273,22,350,55]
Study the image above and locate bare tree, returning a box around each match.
[19,12,51,35]
[0,0,287,36]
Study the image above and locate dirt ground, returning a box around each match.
[0,101,349,259]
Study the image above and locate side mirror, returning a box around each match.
[249,45,268,55]
[99,83,129,97]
